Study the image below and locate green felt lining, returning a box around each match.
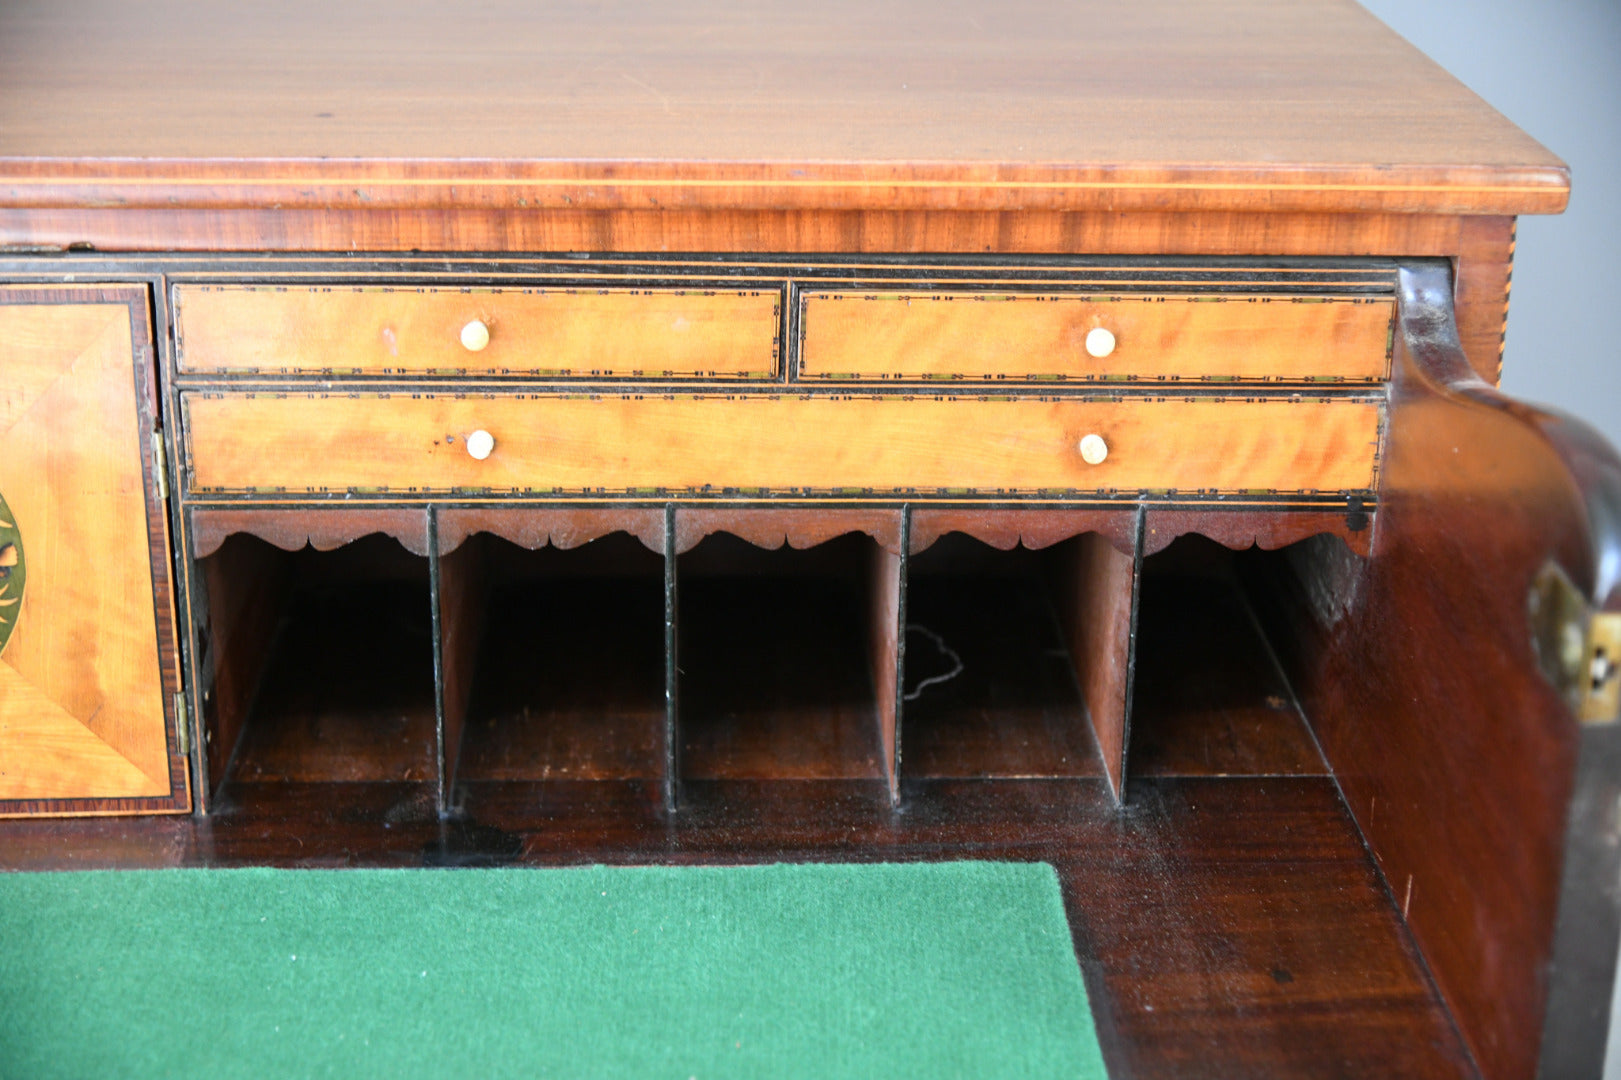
[0,861,1105,1079]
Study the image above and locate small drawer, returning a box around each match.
[182,391,1382,499]
[798,292,1393,384]
[172,284,783,378]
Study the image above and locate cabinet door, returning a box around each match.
[0,285,188,814]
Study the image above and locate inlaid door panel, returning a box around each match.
[0,285,188,815]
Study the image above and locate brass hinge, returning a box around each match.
[173,692,190,756]
[151,428,169,501]
[1581,612,1621,724]
[1530,562,1621,725]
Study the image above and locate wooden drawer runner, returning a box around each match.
[799,293,1393,383]
[183,392,1382,498]
[173,285,782,378]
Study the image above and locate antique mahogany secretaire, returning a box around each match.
[1,1,1619,1076]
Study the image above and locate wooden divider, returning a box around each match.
[191,507,433,812]
[666,506,904,803]
[868,512,909,805]
[909,506,1145,802]
[185,502,1155,816]
[194,531,290,802]
[431,526,489,815]
[430,506,675,814]
[663,506,679,813]
[1055,509,1146,802]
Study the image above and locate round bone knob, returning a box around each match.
[460,319,491,352]
[465,429,495,461]
[1078,433,1109,465]
[1084,327,1116,359]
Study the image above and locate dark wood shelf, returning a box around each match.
[0,772,1473,1080]
[679,535,885,782]
[1130,540,1329,778]
[160,523,1490,1078]
[455,557,666,784]
[209,542,437,791]
[905,540,1103,779]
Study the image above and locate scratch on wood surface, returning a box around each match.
[1402,874,1413,919]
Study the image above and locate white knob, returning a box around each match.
[465,429,495,461]
[460,319,491,352]
[1084,327,1116,359]
[1078,433,1109,465]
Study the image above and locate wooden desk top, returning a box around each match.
[0,0,1567,217]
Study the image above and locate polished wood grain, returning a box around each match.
[451,542,667,785]
[868,541,903,802]
[0,288,181,810]
[174,284,782,379]
[181,392,1384,499]
[0,0,1584,1065]
[1059,530,1141,799]
[1143,507,1373,558]
[0,508,1481,1076]
[1059,777,1472,1079]
[433,533,487,804]
[0,0,1565,216]
[678,537,884,781]
[1240,264,1593,1080]
[1130,545,1327,777]
[196,535,288,795]
[437,507,666,556]
[903,542,1105,780]
[221,575,437,785]
[0,775,1478,1080]
[0,223,1529,389]
[800,292,1393,383]
[1455,216,1518,384]
[0,208,1471,258]
[909,508,1138,556]
[672,508,903,557]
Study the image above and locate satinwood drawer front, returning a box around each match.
[798,292,1394,384]
[181,392,1382,498]
[172,284,783,379]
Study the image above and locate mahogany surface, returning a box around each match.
[678,537,885,782]
[1131,554,1328,779]
[1,531,1484,1077]
[1243,264,1620,1080]
[903,548,1104,780]
[0,1,1600,1074]
[0,0,1564,217]
[220,574,436,785]
[455,575,666,784]
[0,774,1473,1080]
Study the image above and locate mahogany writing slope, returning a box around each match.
[1,2,1617,1077]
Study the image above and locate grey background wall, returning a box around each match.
[1359,0,1620,448]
